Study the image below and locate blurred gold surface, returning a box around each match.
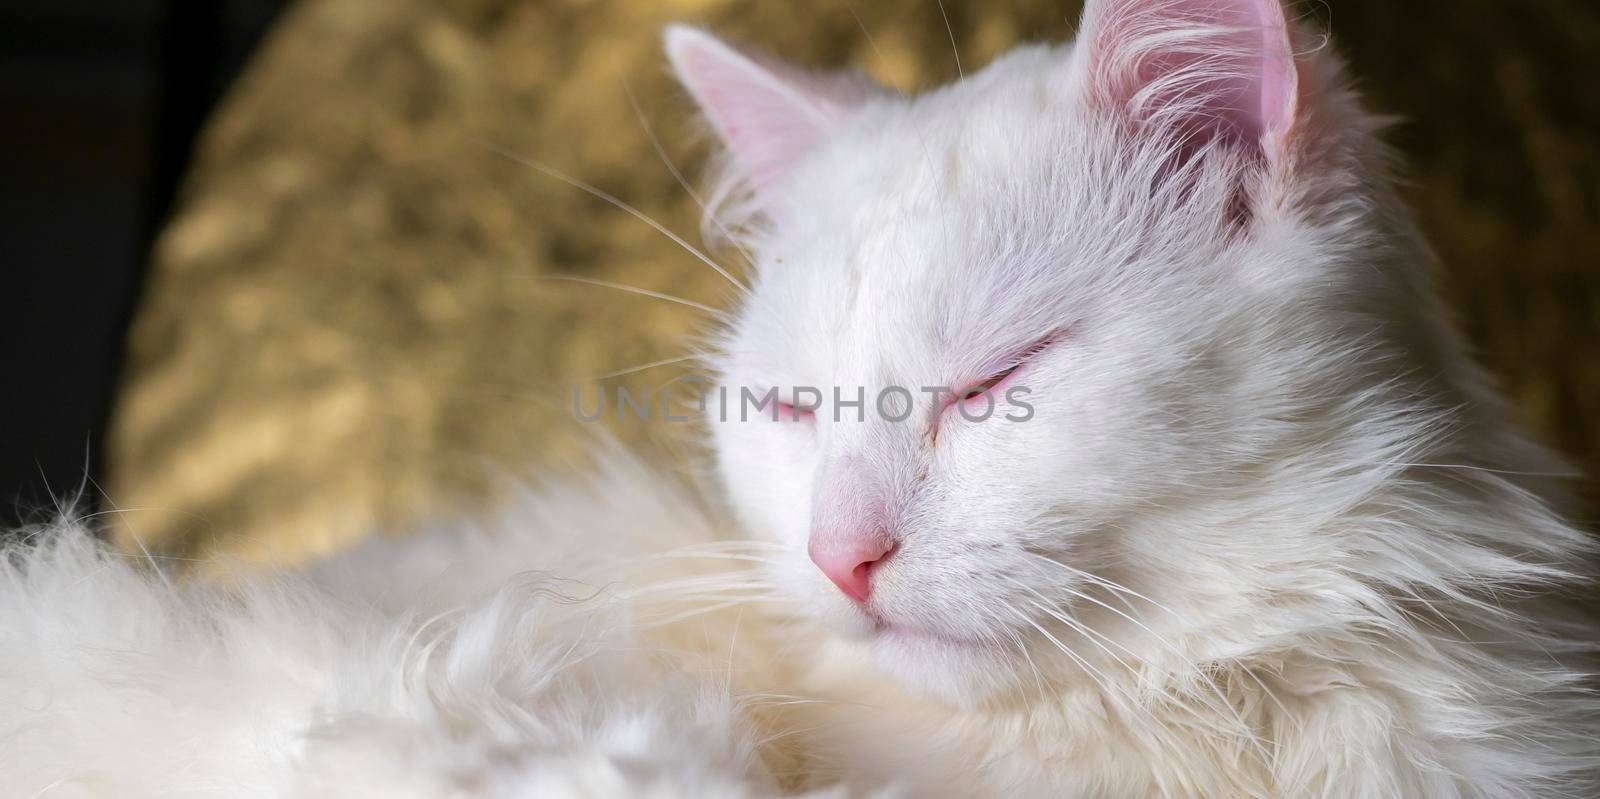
[108,0,1600,562]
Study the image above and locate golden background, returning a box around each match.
[108,0,1600,562]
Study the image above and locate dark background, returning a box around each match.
[0,0,286,526]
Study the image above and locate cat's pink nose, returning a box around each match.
[808,534,893,603]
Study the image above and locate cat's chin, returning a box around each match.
[863,624,1021,708]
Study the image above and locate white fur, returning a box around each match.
[690,0,1600,795]
[3,2,1595,796]
[0,464,839,798]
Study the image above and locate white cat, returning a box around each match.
[2,1,1594,797]
[676,0,1598,794]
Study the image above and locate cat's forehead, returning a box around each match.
[749,207,953,376]
[748,178,1086,382]
[736,43,1124,375]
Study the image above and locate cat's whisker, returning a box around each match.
[1020,596,1145,672]
[621,578,771,593]
[628,551,782,565]
[480,141,747,294]
[732,690,818,704]
[566,353,710,383]
[1009,629,1053,705]
[1023,595,1241,723]
[639,593,785,608]
[934,0,963,81]
[620,557,778,572]
[741,697,838,709]
[638,599,779,627]
[722,605,744,697]
[664,538,788,550]
[626,587,785,605]
[108,552,208,563]
[645,550,783,562]
[614,547,784,568]
[1003,572,1262,738]
[1003,576,1163,678]
[648,540,790,555]
[1363,461,1583,479]
[1006,607,1134,711]
[1023,565,1167,634]
[531,274,729,319]
[1019,550,1190,625]
[79,475,179,592]
[751,721,834,751]
[622,80,758,274]
[1009,599,1246,756]
[841,1,885,65]
[624,577,775,594]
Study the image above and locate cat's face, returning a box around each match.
[673,0,1380,703]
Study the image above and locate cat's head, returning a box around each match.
[672,0,1416,704]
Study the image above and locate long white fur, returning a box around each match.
[690,0,1600,795]
[0,463,837,798]
[2,1,1595,796]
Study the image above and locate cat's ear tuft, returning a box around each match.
[1077,0,1298,159]
[664,25,875,191]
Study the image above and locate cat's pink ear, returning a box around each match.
[1077,0,1298,157]
[665,25,874,191]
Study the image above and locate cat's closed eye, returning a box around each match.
[957,368,1016,404]
[944,332,1064,418]
[774,396,815,422]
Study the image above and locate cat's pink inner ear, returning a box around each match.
[665,25,868,190]
[1080,0,1298,152]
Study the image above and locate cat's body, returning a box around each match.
[0,462,818,798]
[2,0,1596,796]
